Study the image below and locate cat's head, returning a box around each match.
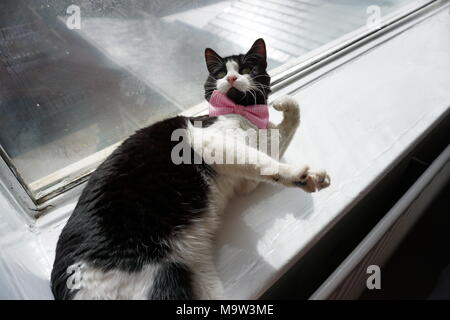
[204,38,271,106]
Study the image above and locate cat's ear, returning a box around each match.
[205,48,223,73]
[245,38,267,69]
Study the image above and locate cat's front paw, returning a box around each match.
[277,165,330,192]
[272,96,300,116]
[294,169,330,193]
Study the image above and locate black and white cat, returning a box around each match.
[51,39,330,300]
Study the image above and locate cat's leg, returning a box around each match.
[270,95,301,157]
[270,97,331,191]
[235,97,300,195]
[209,140,330,193]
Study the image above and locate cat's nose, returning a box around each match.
[227,75,237,84]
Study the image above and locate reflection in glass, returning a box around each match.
[0,0,413,198]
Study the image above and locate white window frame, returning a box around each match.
[0,0,441,220]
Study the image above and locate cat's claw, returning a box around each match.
[293,169,330,193]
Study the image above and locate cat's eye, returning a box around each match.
[241,67,252,74]
[217,71,226,79]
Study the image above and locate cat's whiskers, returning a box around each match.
[247,88,257,105]
[248,83,265,101]
[254,82,271,89]
[251,74,270,80]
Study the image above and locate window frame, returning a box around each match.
[0,0,440,219]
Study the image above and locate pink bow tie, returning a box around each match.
[208,90,269,129]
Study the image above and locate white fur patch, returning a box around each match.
[216,59,251,94]
[72,263,158,300]
[226,60,239,73]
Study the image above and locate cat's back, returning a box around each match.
[51,116,215,300]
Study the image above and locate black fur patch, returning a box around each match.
[189,115,218,128]
[51,116,215,299]
[148,262,193,300]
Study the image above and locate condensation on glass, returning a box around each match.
[0,0,417,201]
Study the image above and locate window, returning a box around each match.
[0,0,434,205]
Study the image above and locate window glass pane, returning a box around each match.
[0,0,424,199]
